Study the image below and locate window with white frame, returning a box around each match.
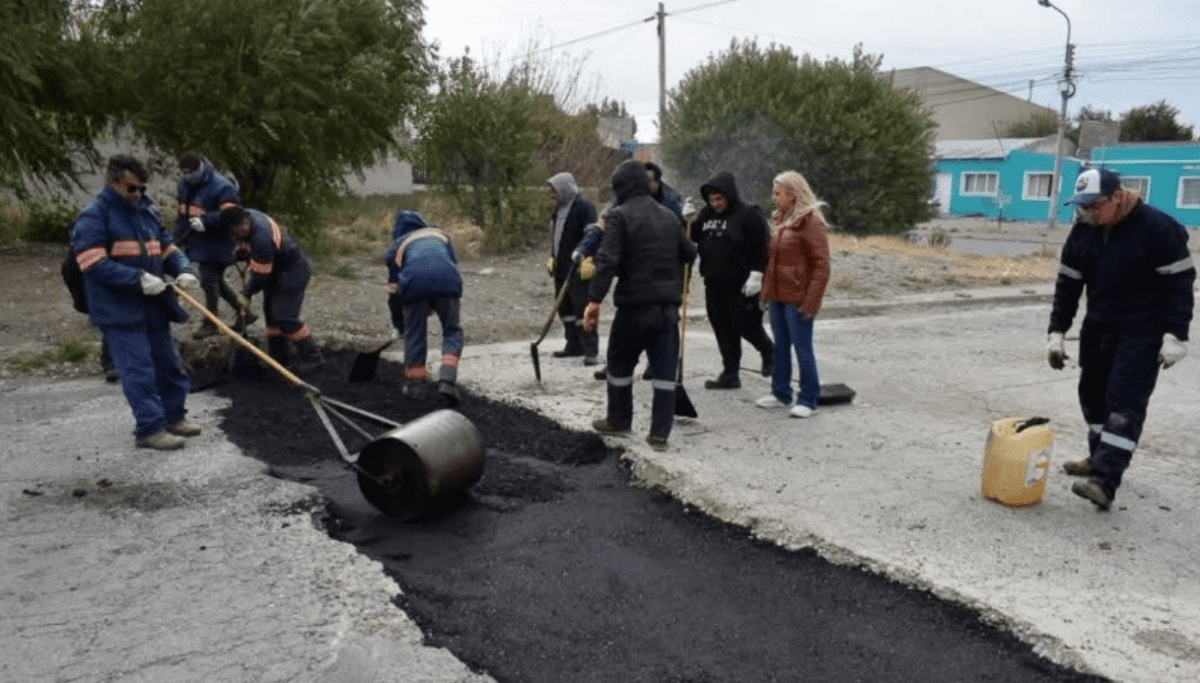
[1121,176,1150,200]
[961,172,998,196]
[1023,172,1053,200]
[1179,177,1200,208]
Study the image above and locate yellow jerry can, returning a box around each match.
[981,417,1054,507]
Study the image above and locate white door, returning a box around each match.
[935,173,952,215]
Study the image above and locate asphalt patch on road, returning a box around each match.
[212,353,1108,683]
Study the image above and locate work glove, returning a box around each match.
[579,256,595,281]
[571,248,584,263]
[139,271,167,296]
[236,291,251,310]
[582,301,601,333]
[546,257,555,278]
[1046,332,1066,370]
[174,272,199,289]
[682,196,699,224]
[1159,333,1187,369]
[741,270,763,297]
[189,216,205,233]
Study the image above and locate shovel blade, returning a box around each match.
[530,342,542,383]
[348,353,381,382]
[348,340,393,382]
[674,384,698,418]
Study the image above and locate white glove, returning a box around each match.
[741,270,763,297]
[1046,332,1066,370]
[175,272,199,289]
[1159,333,1187,368]
[139,271,167,296]
[571,249,584,263]
[682,196,699,223]
[189,216,205,233]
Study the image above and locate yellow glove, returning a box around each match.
[579,256,595,281]
[546,257,554,278]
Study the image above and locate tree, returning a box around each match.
[661,40,936,235]
[416,45,617,252]
[1120,100,1195,142]
[0,0,110,196]
[1076,105,1114,124]
[1002,112,1058,139]
[95,0,430,234]
[415,53,546,251]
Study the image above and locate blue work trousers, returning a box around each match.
[402,296,464,383]
[1077,320,1161,493]
[104,323,190,438]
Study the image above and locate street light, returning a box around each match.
[1038,0,1076,229]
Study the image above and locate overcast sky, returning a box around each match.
[423,0,1200,143]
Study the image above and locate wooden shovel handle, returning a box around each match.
[171,284,318,395]
[534,259,577,346]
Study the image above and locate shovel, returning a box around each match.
[674,264,697,418]
[530,260,577,383]
[349,338,394,382]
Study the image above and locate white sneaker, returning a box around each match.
[789,404,815,418]
[754,395,789,409]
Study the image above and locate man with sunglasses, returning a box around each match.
[71,154,202,450]
[1047,166,1195,510]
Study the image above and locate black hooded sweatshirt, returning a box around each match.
[689,170,770,292]
[588,160,697,308]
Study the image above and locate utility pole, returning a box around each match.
[1038,0,1076,229]
[644,1,734,141]
[657,2,666,130]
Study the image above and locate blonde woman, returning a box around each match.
[755,171,831,417]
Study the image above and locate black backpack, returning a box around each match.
[62,241,88,313]
[62,199,109,314]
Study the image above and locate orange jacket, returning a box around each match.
[761,211,830,316]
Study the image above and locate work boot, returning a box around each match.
[1062,458,1093,476]
[102,364,119,383]
[401,381,427,400]
[1071,480,1113,510]
[136,429,186,450]
[646,434,669,452]
[583,355,600,366]
[192,322,218,340]
[165,418,202,437]
[593,366,608,381]
[267,336,290,367]
[552,347,584,358]
[294,339,325,372]
[642,365,653,380]
[592,418,631,436]
[438,380,461,407]
[704,372,740,390]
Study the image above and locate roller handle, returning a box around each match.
[171,284,319,395]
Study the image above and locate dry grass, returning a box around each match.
[826,232,1058,296]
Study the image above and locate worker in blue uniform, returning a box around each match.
[1048,167,1195,510]
[72,154,202,450]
